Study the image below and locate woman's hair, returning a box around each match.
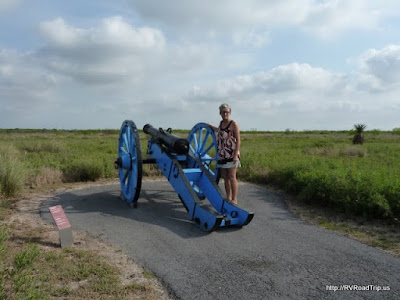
[219,103,231,112]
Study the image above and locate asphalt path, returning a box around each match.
[40,181,400,300]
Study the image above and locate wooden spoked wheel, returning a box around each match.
[116,120,142,207]
[188,123,219,183]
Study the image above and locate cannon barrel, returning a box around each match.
[143,124,189,155]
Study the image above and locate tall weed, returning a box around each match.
[0,145,25,197]
[18,140,65,154]
[27,167,63,188]
[63,160,103,182]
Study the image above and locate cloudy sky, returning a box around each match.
[1,0,400,131]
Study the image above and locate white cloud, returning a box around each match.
[189,63,347,101]
[1,2,400,130]
[130,0,310,30]
[0,49,56,104]
[303,0,382,38]
[38,17,166,85]
[40,16,166,52]
[0,14,226,128]
[359,45,400,86]
[36,16,225,88]
[255,63,345,93]
[128,0,309,48]
[40,18,83,48]
[181,52,400,130]
[129,0,400,42]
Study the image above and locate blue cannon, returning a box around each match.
[115,121,254,232]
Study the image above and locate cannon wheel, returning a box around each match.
[188,123,219,183]
[117,120,142,207]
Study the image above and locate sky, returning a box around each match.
[1,0,400,131]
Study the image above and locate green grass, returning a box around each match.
[0,239,149,299]
[0,226,6,253]
[14,243,40,270]
[0,145,26,197]
[239,131,400,220]
[0,130,119,197]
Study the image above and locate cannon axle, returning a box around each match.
[114,154,132,170]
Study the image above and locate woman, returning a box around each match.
[209,103,241,205]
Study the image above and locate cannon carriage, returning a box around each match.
[115,120,254,232]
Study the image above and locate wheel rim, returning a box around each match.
[188,122,219,182]
[117,120,142,205]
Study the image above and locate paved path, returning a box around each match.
[40,181,399,300]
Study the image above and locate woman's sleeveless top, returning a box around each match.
[217,121,237,161]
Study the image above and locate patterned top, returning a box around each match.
[217,120,238,162]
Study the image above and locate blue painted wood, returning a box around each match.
[116,121,253,231]
[117,120,142,207]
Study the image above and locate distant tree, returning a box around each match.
[353,124,366,144]
[285,128,292,135]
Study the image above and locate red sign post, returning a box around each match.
[49,205,73,248]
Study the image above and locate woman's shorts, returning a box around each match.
[217,158,241,169]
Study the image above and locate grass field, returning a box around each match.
[1,128,399,220]
[239,130,400,220]
[0,128,399,298]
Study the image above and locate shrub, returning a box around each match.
[353,124,366,144]
[63,161,103,182]
[26,167,63,188]
[339,146,367,158]
[368,193,391,218]
[0,146,25,197]
[382,185,400,218]
[18,140,64,154]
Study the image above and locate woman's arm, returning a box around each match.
[208,123,218,132]
[232,121,240,161]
